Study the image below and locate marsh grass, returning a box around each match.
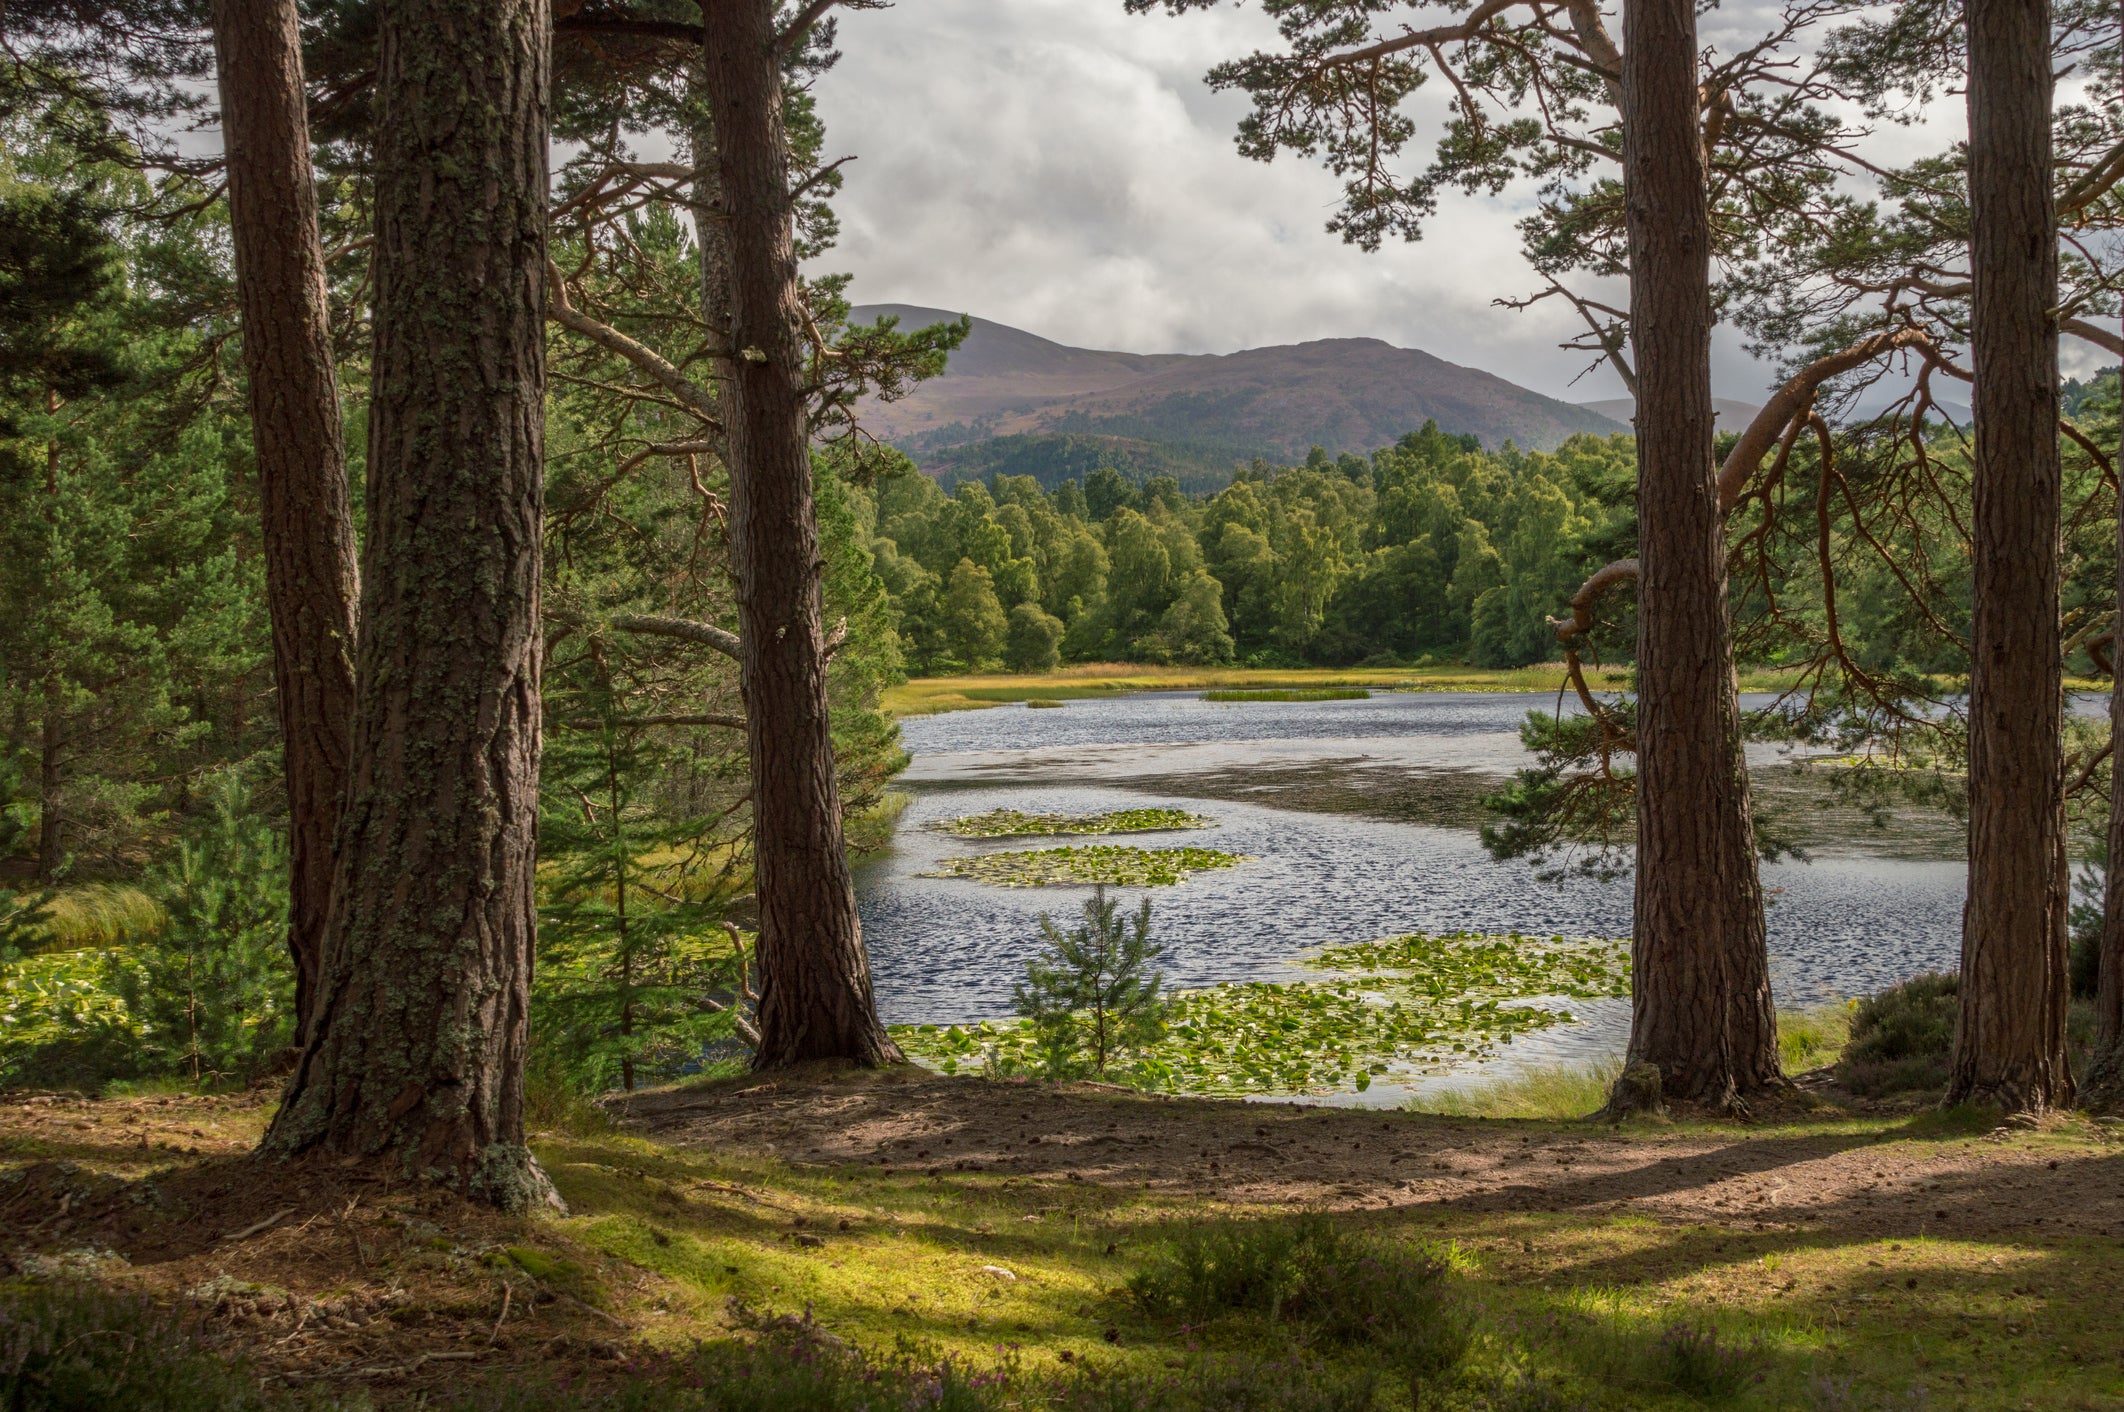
[34,885,164,951]
[1200,688,1371,702]
[885,664,1821,716]
[1407,1009,1857,1119]
[1776,1004,1851,1075]
[1408,1058,1623,1119]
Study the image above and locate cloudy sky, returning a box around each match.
[806,0,1967,405]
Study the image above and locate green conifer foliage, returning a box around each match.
[536,672,752,1095]
[111,773,292,1087]
[1012,886,1167,1079]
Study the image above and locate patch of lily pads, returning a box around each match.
[931,807,1215,840]
[891,930,1630,1096]
[918,844,1247,888]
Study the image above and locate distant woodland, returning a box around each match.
[863,380,2118,677]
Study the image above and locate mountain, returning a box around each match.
[850,305,1630,470]
[1574,396,1767,435]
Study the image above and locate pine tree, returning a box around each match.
[1013,887,1167,1080]
[114,772,294,1087]
[537,646,756,1094]
[265,0,553,1209]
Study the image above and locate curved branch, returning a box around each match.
[1716,327,1930,512]
[567,713,747,731]
[1316,0,1529,67]
[1550,558,1640,643]
[2088,630,2114,677]
[612,613,742,660]
[545,260,723,426]
[2063,316,2124,359]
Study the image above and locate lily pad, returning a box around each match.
[892,930,1630,1095]
[931,808,1215,840]
[918,844,1248,887]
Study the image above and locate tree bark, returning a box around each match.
[264,0,556,1207]
[698,3,901,1068]
[208,0,361,1038]
[2088,3,2124,1118]
[1616,0,1781,1109]
[1948,0,2074,1114]
[35,689,61,884]
[2096,542,2124,1108]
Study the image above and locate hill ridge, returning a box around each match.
[849,304,1630,471]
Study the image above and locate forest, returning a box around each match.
[866,392,2115,677]
[0,0,2121,1409]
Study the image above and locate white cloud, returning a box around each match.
[811,0,1645,401]
[806,0,1994,405]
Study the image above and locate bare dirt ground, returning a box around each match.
[0,1090,645,1399]
[611,1065,2124,1243]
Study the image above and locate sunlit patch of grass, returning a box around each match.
[1776,1004,1851,1075]
[1408,1057,1622,1119]
[882,663,1824,716]
[35,884,164,951]
[518,1114,2124,1411]
[918,844,1248,888]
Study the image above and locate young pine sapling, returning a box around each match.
[1013,885,1166,1080]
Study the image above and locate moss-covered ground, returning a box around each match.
[1,1072,2120,1409]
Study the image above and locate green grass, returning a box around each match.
[512,1107,2124,1412]
[10,1079,2124,1409]
[917,844,1249,888]
[34,884,163,951]
[883,664,1836,717]
[883,665,1580,716]
[931,808,1215,840]
[1409,1058,1623,1119]
[1201,688,1373,702]
[1407,1009,1860,1120]
[1778,1003,1853,1075]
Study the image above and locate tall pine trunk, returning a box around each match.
[698,3,900,1068]
[2093,10,2124,1113]
[1948,0,2074,1114]
[264,0,555,1207]
[2096,522,2124,1106]
[1618,0,1781,1108]
[208,0,361,1037]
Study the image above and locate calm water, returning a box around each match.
[855,691,1968,1096]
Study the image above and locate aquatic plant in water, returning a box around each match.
[932,807,1215,839]
[1200,688,1370,702]
[893,930,1630,1096]
[919,844,1247,888]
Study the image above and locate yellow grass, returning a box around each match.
[883,663,1813,717]
[35,884,165,952]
